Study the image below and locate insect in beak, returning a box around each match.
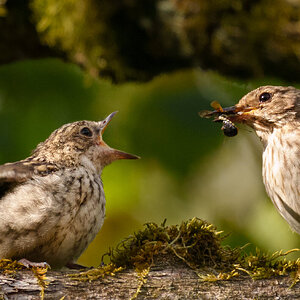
[199,101,238,137]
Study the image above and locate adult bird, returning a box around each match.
[202,86,300,234]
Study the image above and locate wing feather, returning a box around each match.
[0,162,35,198]
[0,162,34,183]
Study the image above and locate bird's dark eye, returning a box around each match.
[259,92,272,103]
[80,127,93,137]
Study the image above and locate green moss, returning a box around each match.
[239,248,300,284]
[74,218,299,286]
[105,218,240,271]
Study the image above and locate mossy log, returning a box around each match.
[0,219,299,299]
[0,260,299,300]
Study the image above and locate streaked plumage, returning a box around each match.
[215,86,300,233]
[0,112,138,268]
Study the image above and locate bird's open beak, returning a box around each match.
[98,112,140,161]
[106,149,140,160]
[100,111,118,134]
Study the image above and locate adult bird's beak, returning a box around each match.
[199,105,237,119]
[219,105,258,123]
[98,112,140,162]
[199,103,256,122]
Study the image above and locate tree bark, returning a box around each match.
[0,262,299,299]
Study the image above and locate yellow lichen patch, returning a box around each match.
[68,263,123,282]
[32,267,50,300]
[0,259,25,275]
[130,267,150,300]
[0,259,50,300]
[198,269,239,282]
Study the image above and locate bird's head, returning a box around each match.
[32,112,139,171]
[203,86,300,139]
[230,86,299,129]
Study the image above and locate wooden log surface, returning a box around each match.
[0,262,299,300]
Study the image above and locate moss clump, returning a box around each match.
[104,218,240,272]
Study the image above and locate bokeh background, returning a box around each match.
[0,0,299,266]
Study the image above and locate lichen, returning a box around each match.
[68,263,123,282]
[31,266,50,300]
[0,259,50,299]
[0,259,25,275]
[130,267,150,300]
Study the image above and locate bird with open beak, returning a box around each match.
[200,86,300,234]
[0,112,139,268]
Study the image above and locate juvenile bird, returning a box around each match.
[204,86,300,234]
[0,112,138,268]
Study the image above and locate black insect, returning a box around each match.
[199,101,238,137]
[218,115,238,137]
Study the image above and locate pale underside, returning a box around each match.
[0,156,105,268]
[262,126,300,233]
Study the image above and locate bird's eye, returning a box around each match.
[80,127,93,137]
[259,92,272,103]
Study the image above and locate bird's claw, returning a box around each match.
[18,258,50,269]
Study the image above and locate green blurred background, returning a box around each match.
[0,0,299,265]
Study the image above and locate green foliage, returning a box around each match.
[31,0,300,82]
[31,0,179,81]
[0,1,6,17]
[177,0,300,81]
[0,59,99,162]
